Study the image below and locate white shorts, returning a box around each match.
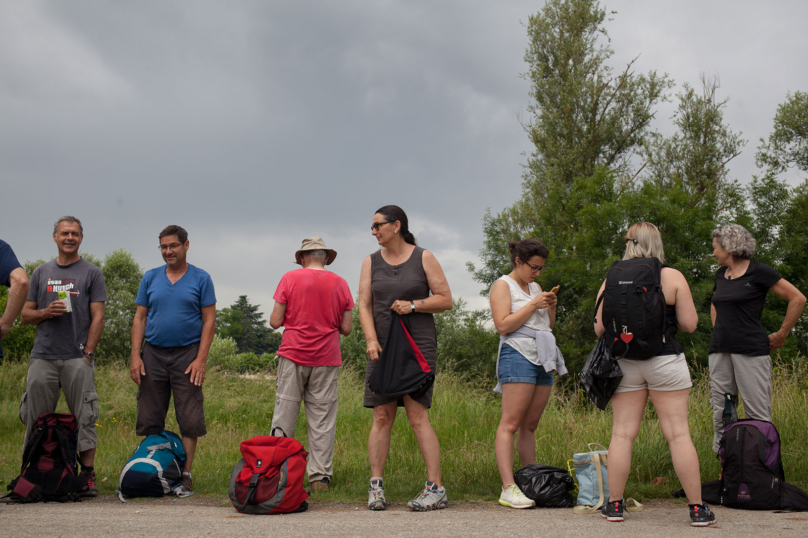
[614,353,692,393]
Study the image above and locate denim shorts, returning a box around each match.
[498,344,554,386]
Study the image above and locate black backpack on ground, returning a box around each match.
[4,413,88,503]
[675,418,808,511]
[596,257,668,360]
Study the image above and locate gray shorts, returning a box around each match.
[20,357,99,453]
[136,342,206,438]
[615,353,693,393]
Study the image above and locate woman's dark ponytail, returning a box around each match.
[376,205,417,246]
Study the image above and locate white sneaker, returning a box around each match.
[498,484,535,509]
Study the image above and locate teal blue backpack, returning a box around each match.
[117,431,187,500]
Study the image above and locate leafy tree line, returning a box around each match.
[469,0,808,375]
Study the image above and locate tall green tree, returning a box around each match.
[216,295,280,355]
[756,91,808,173]
[471,0,753,373]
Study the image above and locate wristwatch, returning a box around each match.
[85,351,95,361]
[410,301,416,312]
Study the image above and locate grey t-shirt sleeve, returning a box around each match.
[89,266,107,303]
[27,265,41,302]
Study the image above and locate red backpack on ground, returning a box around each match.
[228,429,309,514]
[5,413,88,503]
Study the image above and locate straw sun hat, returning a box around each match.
[294,236,337,265]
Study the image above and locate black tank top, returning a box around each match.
[659,304,682,356]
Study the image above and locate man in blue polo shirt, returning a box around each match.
[0,239,30,357]
[130,225,216,497]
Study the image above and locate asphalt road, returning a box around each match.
[2,497,808,537]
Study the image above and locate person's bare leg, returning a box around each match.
[495,383,535,486]
[181,436,198,472]
[368,401,397,478]
[607,390,647,501]
[515,385,552,467]
[403,396,441,486]
[649,389,703,505]
[79,448,96,467]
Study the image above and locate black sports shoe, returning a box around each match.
[601,499,624,522]
[690,503,716,527]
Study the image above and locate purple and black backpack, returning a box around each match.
[696,419,808,511]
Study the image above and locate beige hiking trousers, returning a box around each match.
[270,356,339,483]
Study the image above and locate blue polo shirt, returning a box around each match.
[136,264,216,348]
[0,239,22,288]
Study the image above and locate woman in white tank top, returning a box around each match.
[489,239,559,509]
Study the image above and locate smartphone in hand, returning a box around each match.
[550,285,561,294]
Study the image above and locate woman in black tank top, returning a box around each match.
[357,205,453,512]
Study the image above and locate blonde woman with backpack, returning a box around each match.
[593,222,715,527]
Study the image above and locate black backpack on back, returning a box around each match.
[596,257,668,360]
[4,413,88,503]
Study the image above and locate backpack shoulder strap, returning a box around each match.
[20,425,46,472]
[53,425,78,475]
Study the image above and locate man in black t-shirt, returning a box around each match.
[709,224,806,452]
[0,239,30,357]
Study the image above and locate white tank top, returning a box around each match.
[498,275,551,363]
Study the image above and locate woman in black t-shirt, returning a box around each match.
[709,224,806,452]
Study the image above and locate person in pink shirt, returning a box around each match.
[269,237,354,493]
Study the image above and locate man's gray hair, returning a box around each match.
[712,224,756,260]
[53,216,84,236]
[302,249,328,263]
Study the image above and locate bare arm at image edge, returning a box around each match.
[0,268,29,339]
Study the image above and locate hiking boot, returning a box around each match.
[311,477,330,493]
[498,484,535,509]
[601,499,624,522]
[80,469,98,497]
[690,503,717,527]
[178,471,194,498]
[368,479,387,511]
[407,481,449,512]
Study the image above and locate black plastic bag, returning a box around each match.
[513,465,576,508]
[580,334,623,410]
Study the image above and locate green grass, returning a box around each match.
[2,358,807,503]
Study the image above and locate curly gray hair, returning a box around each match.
[712,224,756,260]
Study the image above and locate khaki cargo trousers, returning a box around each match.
[270,356,339,484]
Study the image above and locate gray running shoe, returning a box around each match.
[407,481,448,512]
[368,479,387,511]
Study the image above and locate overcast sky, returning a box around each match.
[2,0,806,317]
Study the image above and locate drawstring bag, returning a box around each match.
[368,311,434,399]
